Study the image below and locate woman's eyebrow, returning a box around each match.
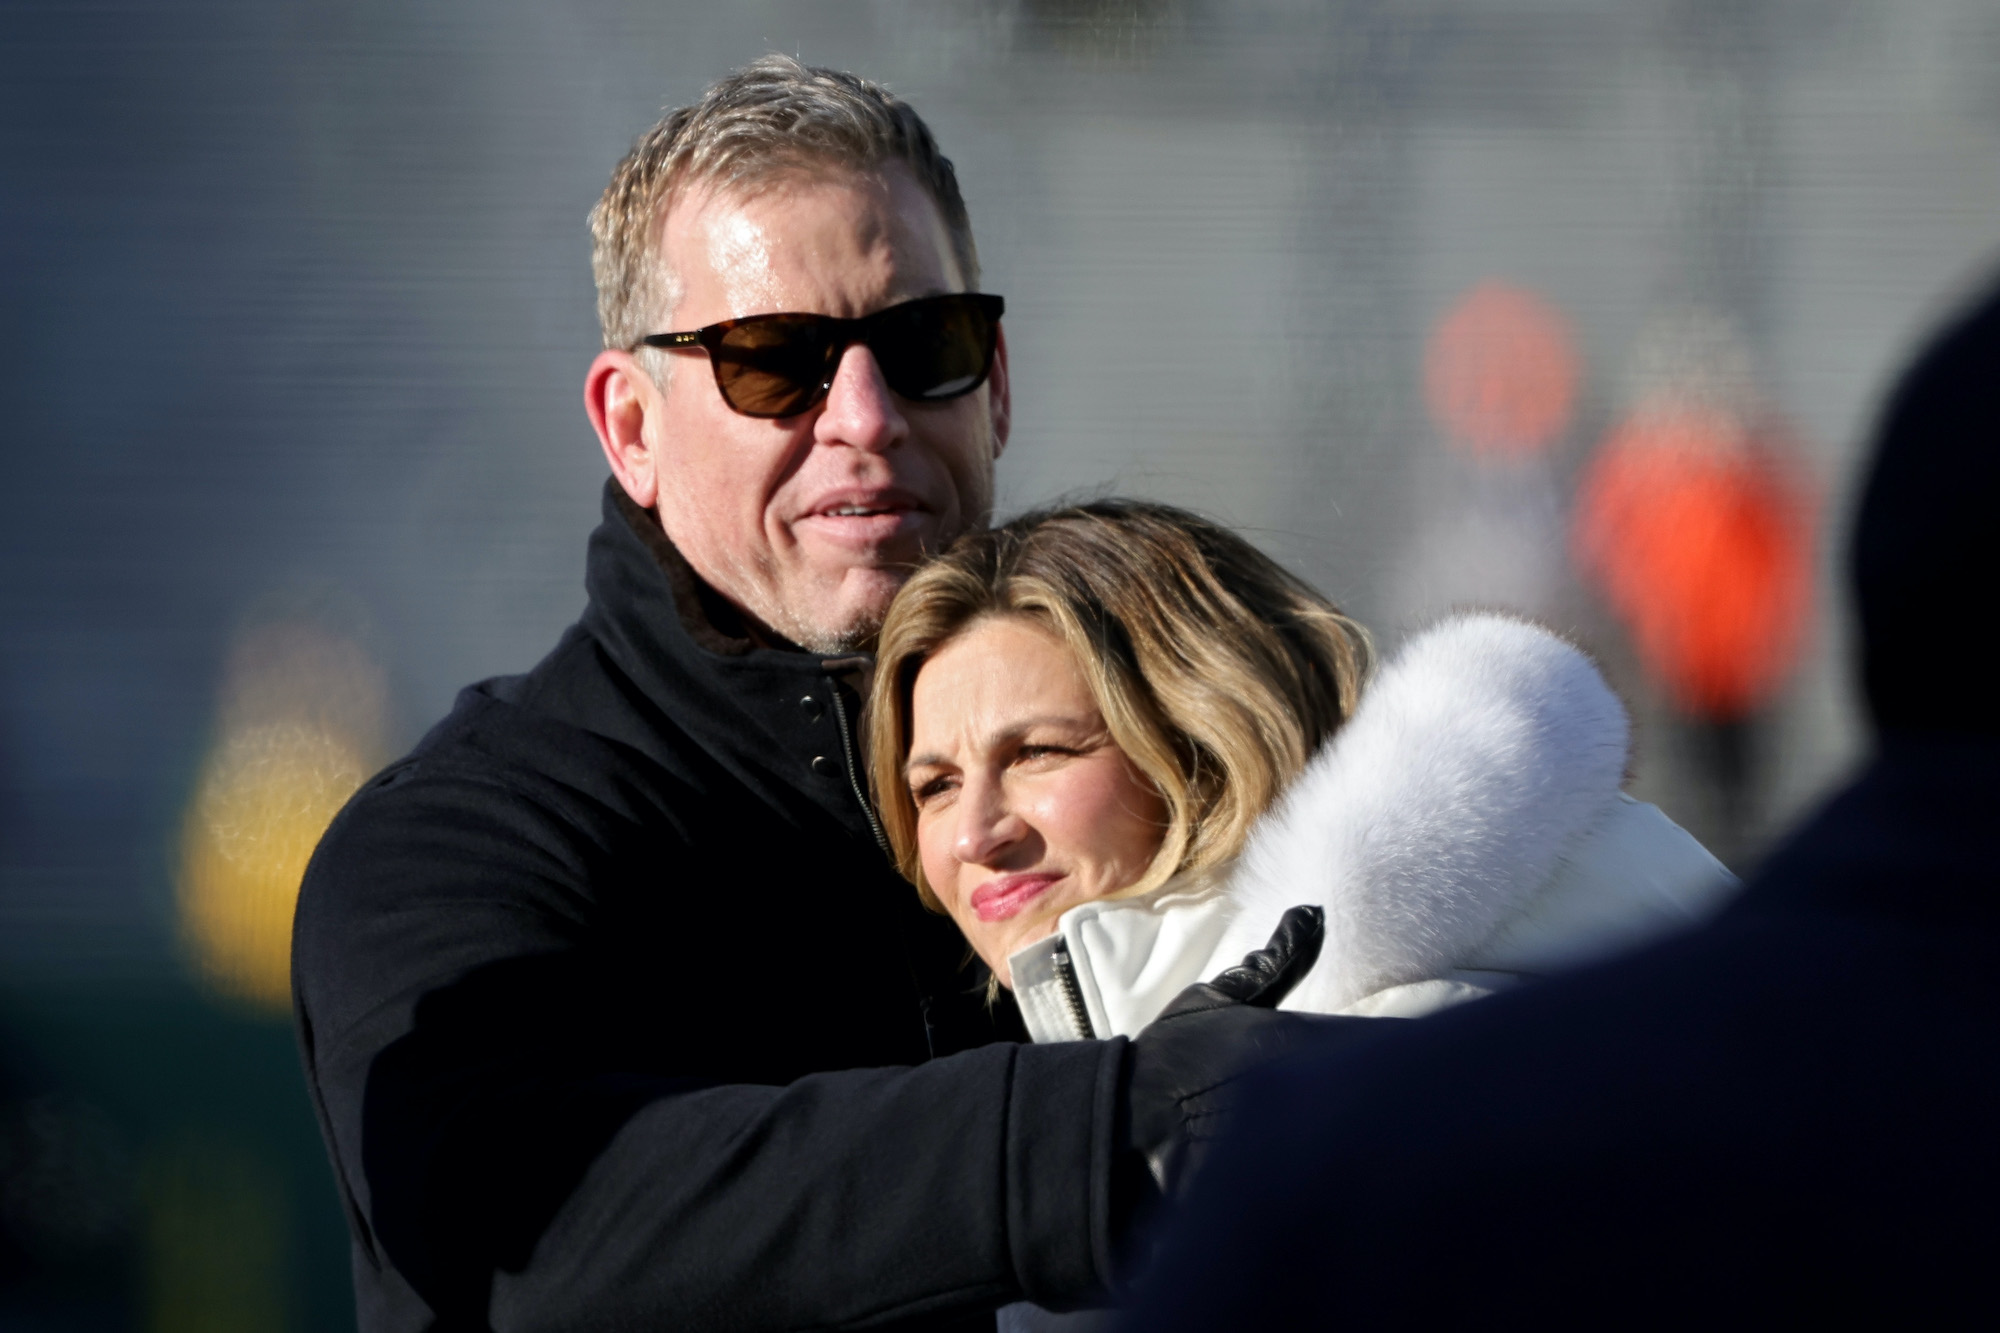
[904,751,949,777]
[905,715,1104,779]
[1000,714,1101,740]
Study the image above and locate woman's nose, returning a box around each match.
[953,777,1026,866]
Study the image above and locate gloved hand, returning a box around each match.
[1119,906,1376,1205]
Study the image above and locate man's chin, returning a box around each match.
[767,571,906,654]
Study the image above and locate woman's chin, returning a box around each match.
[979,939,1017,989]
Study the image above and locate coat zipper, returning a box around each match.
[826,682,894,862]
[1050,937,1095,1040]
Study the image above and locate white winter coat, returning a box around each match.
[1008,614,1737,1042]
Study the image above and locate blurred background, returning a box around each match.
[3,1,1997,1327]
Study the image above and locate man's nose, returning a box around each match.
[953,775,1026,866]
[815,342,910,453]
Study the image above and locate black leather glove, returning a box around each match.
[1119,906,1375,1204]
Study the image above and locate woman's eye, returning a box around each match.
[1016,744,1073,764]
[911,776,956,805]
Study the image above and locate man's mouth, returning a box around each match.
[970,873,1062,923]
[798,491,931,548]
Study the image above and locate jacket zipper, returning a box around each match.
[826,683,894,862]
[1050,937,1095,1040]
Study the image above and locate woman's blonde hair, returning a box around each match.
[868,499,1373,910]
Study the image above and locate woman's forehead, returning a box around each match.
[907,616,1100,759]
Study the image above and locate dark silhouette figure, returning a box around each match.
[1123,275,2000,1327]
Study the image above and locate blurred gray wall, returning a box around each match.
[6,0,2000,976]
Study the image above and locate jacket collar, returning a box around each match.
[577,479,881,841]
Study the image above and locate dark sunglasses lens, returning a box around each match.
[872,297,996,401]
[711,315,834,417]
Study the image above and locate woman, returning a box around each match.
[867,500,1734,1041]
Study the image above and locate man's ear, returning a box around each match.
[585,349,660,508]
[988,322,1012,460]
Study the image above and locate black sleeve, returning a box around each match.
[292,764,1125,1331]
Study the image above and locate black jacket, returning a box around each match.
[1124,278,2000,1327]
[293,484,1123,1333]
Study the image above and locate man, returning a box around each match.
[293,57,1321,1333]
[1125,277,2000,1326]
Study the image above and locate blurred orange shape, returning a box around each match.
[180,722,370,1010]
[1425,280,1581,460]
[176,619,387,1012]
[1573,408,1814,720]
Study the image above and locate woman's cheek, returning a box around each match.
[1046,773,1135,881]
[915,814,958,913]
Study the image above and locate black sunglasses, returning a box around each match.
[634,292,1004,419]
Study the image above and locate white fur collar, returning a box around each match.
[1212,613,1631,1012]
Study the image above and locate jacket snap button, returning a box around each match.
[810,754,837,776]
[800,694,824,721]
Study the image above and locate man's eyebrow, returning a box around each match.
[878,285,952,310]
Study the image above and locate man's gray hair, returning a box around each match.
[589,55,980,355]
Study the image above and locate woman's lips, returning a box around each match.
[970,873,1062,923]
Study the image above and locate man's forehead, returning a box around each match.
[658,165,961,322]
